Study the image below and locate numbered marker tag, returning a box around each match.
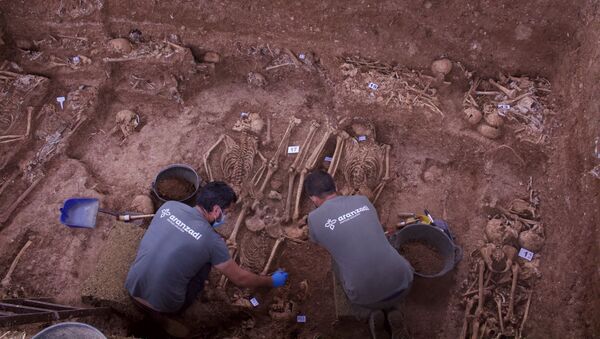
[250,297,259,307]
[518,248,534,261]
[288,145,300,154]
[72,56,81,64]
[297,315,307,323]
[240,112,249,118]
[324,156,333,162]
[358,135,367,142]
[56,96,66,110]
[497,103,511,110]
[298,53,306,60]
[368,82,379,90]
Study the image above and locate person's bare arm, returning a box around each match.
[214,259,273,288]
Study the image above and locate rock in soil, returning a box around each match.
[203,51,221,63]
[155,177,195,201]
[398,240,445,275]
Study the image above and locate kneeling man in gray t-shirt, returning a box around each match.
[126,181,288,319]
[304,170,413,334]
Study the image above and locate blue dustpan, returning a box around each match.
[60,198,100,228]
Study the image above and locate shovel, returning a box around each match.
[59,197,154,228]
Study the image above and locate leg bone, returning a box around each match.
[471,259,485,339]
[494,295,505,334]
[252,151,268,186]
[293,128,334,220]
[282,171,297,223]
[460,296,476,339]
[261,237,285,275]
[262,117,272,146]
[489,79,516,99]
[283,121,319,222]
[507,263,520,320]
[227,203,250,247]
[258,117,301,194]
[329,132,349,178]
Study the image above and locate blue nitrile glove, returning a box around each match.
[271,269,288,287]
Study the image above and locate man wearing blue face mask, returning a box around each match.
[126,181,288,327]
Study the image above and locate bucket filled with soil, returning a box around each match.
[152,164,200,205]
[389,223,462,278]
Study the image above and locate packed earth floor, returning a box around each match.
[0,1,598,338]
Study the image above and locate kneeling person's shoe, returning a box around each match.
[157,316,190,338]
[368,310,390,339]
[387,309,409,339]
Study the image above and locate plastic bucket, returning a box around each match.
[389,223,462,278]
[32,322,106,339]
[151,164,201,205]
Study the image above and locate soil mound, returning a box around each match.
[155,177,195,201]
[399,240,444,275]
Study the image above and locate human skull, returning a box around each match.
[485,218,518,245]
[108,38,132,54]
[115,109,139,137]
[509,198,536,219]
[232,112,264,134]
[518,225,545,252]
[344,117,376,139]
[484,112,504,127]
[431,58,452,76]
[477,124,501,139]
[464,107,482,125]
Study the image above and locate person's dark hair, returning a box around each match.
[304,170,336,198]
[196,181,237,211]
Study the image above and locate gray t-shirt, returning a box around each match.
[125,201,230,312]
[308,195,413,306]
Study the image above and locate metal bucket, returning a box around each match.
[32,322,106,339]
[151,164,201,206]
[389,223,462,278]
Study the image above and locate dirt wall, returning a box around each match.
[546,1,600,336]
[0,0,585,77]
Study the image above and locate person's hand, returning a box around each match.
[271,269,288,287]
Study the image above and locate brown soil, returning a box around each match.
[155,177,195,201]
[0,1,598,338]
[399,240,445,276]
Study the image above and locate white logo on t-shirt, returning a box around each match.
[160,208,171,218]
[336,205,370,225]
[324,218,337,230]
[159,208,202,240]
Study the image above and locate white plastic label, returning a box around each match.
[250,297,259,307]
[56,96,66,110]
[297,315,306,323]
[518,248,534,261]
[288,146,300,154]
[497,103,511,110]
[368,82,379,90]
[358,135,367,141]
[298,53,306,60]
[240,112,249,117]
[324,156,333,162]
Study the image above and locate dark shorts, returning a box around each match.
[131,263,212,315]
